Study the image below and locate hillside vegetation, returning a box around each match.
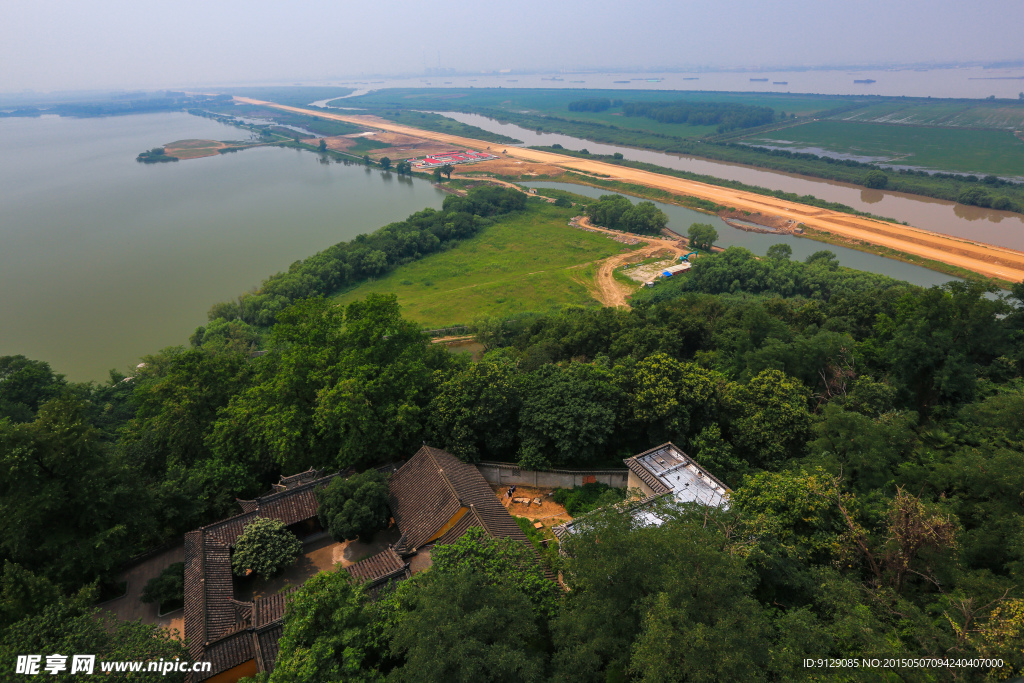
[6,188,1024,678]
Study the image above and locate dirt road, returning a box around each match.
[236,98,1024,284]
[573,217,688,307]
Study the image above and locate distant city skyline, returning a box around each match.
[2,0,1022,92]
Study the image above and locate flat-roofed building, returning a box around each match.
[553,442,729,542]
[623,442,728,507]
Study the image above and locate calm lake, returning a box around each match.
[0,113,445,381]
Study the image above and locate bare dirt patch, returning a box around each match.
[621,256,680,282]
[454,157,565,178]
[492,485,571,528]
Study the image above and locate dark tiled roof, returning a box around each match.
[346,547,408,583]
[183,531,206,662]
[184,471,340,682]
[203,538,236,641]
[389,446,529,550]
[387,446,555,582]
[388,446,465,550]
[194,631,253,682]
[253,589,295,627]
[346,547,412,599]
[256,624,284,672]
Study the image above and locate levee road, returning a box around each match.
[236,98,1024,284]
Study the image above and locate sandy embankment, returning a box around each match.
[234,98,1024,284]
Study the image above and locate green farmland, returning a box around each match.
[834,99,1024,130]
[744,120,1024,176]
[332,200,628,325]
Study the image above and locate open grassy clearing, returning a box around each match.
[745,120,1024,176]
[332,200,630,325]
[346,137,391,154]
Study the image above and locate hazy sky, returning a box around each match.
[2,0,1021,92]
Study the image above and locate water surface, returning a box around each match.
[0,113,445,381]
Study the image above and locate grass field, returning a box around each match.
[745,120,1024,176]
[332,200,629,325]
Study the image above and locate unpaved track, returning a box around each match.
[237,98,1024,284]
[574,217,688,307]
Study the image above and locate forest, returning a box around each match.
[3,233,1024,678]
[621,99,777,132]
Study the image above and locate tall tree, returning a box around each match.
[687,223,719,251]
[430,351,522,462]
[267,571,378,683]
[388,569,546,683]
[317,469,391,542]
[518,362,623,469]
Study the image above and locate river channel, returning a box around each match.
[0,112,446,381]
[433,112,1024,251]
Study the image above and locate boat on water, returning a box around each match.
[773,81,788,85]
[750,78,769,82]
[854,79,877,84]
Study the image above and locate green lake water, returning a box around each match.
[0,113,446,381]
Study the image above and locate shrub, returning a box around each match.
[231,518,302,579]
[141,562,184,612]
[862,170,889,189]
[317,469,391,542]
[552,483,625,516]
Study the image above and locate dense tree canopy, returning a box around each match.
[264,571,377,683]
[584,194,668,235]
[0,356,67,423]
[621,100,775,132]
